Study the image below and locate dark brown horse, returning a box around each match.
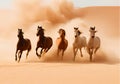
[36,26,53,58]
[56,29,68,60]
[15,29,31,62]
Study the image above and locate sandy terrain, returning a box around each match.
[0,63,119,84]
[0,1,119,84]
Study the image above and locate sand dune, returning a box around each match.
[0,0,119,84]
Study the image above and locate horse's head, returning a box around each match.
[74,28,82,38]
[18,28,24,38]
[89,26,97,38]
[36,26,45,36]
[74,27,78,30]
[58,29,66,37]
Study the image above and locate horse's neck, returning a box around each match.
[60,35,65,40]
[88,37,95,44]
[18,37,24,41]
[18,35,24,40]
[39,35,45,41]
[75,36,80,41]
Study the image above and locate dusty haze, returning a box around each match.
[0,0,119,84]
[0,0,119,63]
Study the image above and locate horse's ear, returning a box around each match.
[38,26,40,28]
[90,27,92,30]
[95,31,97,33]
[74,27,78,30]
[90,27,95,30]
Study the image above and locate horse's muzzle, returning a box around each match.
[75,35,77,38]
[92,36,95,38]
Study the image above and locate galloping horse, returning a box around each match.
[36,26,53,58]
[73,27,87,61]
[87,26,101,61]
[15,29,31,62]
[56,28,68,60]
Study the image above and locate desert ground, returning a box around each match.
[0,0,119,84]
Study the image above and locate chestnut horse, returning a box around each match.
[15,29,31,62]
[36,26,53,58]
[56,29,68,60]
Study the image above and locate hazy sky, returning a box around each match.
[0,0,119,9]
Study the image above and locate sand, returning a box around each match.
[0,1,119,84]
[0,63,119,84]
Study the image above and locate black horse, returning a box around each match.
[36,26,53,58]
[15,29,31,62]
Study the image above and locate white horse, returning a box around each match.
[87,26,101,61]
[73,27,87,61]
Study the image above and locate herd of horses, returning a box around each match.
[15,26,100,63]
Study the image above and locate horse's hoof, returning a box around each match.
[26,56,28,60]
[17,60,20,63]
[15,58,17,61]
[73,58,75,62]
[39,57,41,59]
[36,53,38,56]
[90,59,92,62]
[37,55,41,59]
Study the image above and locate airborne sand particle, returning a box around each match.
[0,0,119,63]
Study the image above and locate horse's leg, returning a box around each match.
[18,51,23,63]
[39,48,43,57]
[36,47,40,56]
[87,48,90,55]
[43,48,47,56]
[73,47,76,61]
[15,49,18,61]
[26,50,30,59]
[94,47,99,54]
[73,47,78,61]
[61,50,64,60]
[44,48,49,53]
[57,49,60,56]
[90,49,93,61]
[79,48,83,57]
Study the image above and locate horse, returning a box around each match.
[15,29,31,62]
[73,27,87,61]
[87,26,101,61]
[56,28,68,60]
[36,26,53,58]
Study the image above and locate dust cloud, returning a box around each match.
[0,0,119,64]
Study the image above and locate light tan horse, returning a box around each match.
[87,26,101,61]
[73,27,87,61]
[56,29,68,60]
